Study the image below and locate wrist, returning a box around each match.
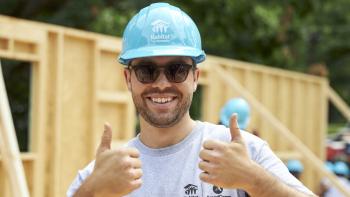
[82,172,125,197]
[243,163,275,196]
[74,174,98,197]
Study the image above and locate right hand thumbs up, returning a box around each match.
[91,123,143,197]
[96,123,112,156]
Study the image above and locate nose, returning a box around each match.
[151,71,172,90]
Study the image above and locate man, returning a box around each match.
[67,3,315,197]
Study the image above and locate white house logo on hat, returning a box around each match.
[150,20,171,42]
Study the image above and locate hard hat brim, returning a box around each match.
[118,46,206,65]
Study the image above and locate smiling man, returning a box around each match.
[67,3,315,197]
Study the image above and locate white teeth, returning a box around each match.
[151,97,173,104]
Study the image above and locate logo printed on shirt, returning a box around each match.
[213,186,223,194]
[184,184,198,196]
[150,20,172,42]
[205,185,231,197]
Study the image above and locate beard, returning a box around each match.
[131,86,193,128]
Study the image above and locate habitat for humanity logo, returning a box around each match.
[151,20,172,42]
[184,184,198,197]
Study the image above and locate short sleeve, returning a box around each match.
[254,142,314,195]
[66,161,95,197]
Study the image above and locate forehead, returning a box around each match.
[130,56,193,65]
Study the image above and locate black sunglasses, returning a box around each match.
[128,63,195,84]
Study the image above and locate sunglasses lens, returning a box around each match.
[134,66,158,83]
[165,64,192,83]
[131,63,193,83]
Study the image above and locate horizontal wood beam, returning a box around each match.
[0,153,37,161]
[0,50,39,62]
[97,91,131,103]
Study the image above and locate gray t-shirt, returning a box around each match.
[67,121,313,197]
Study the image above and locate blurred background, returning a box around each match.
[1,0,349,146]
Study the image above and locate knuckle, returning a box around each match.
[96,150,113,163]
[115,148,127,156]
[199,172,212,183]
[127,147,140,158]
[198,161,205,170]
[132,179,143,189]
[203,140,210,147]
[131,169,143,179]
[133,158,142,167]
[137,169,143,178]
[129,147,140,153]
[137,159,142,166]
[123,169,135,180]
[127,169,136,178]
[210,166,219,174]
[210,152,220,160]
[199,172,206,180]
[229,143,244,152]
[203,140,213,149]
[121,158,133,169]
[199,150,205,159]
[215,143,225,151]
[125,179,142,191]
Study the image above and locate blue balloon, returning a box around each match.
[325,161,334,172]
[287,160,304,173]
[220,98,250,129]
[334,161,349,176]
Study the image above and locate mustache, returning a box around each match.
[141,87,180,96]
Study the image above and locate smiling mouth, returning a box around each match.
[150,97,175,104]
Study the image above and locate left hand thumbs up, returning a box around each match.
[230,113,243,142]
[199,114,254,189]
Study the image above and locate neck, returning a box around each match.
[138,113,195,148]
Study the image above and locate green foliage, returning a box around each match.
[190,86,203,120]
[328,123,347,135]
[90,8,135,36]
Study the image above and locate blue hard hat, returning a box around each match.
[220,98,250,129]
[325,161,334,172]
[287,160,304,173]
[334,161,349,176]
[118,3,206,65]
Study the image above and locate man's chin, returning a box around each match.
[145,116,179,128]
[148,120,177,128]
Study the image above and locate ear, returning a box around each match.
[193,69,200,92]
[124,68,132,91]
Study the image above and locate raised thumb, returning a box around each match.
[96,122,112,156]
[230,113,242,142]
